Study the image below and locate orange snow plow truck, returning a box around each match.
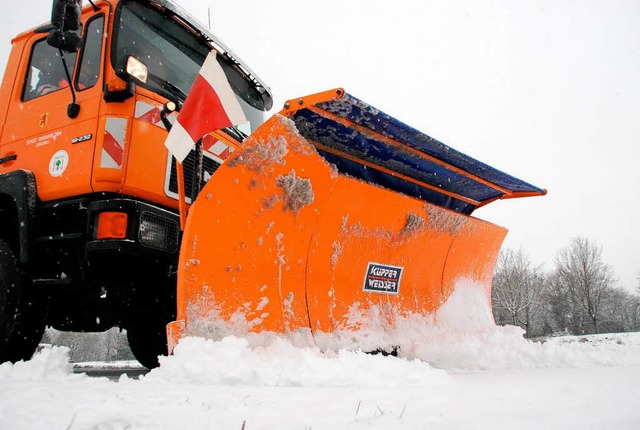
[0,0,545,368]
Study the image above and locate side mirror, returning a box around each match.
[52,0,82,31]
[48,0,83,52]
[46,29,82,53]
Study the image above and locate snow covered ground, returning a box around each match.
[2,286,640,429]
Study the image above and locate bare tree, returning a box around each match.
[630,296,640,331]
[599,288,631,332]
[492,248,544,337]
[553,237,615,334]
[543,271,577,335]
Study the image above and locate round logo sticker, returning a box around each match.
[49,150,69,177]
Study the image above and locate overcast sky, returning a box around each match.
[1,0,638,290]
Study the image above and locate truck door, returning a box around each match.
[0,12,106,202]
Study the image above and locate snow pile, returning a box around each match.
[153,279,640,386]
[541,332,640,366]
[389,281,640,370]
[1,287,639,430]
[0,345,75,381]
[2,281,639,388]
[390,282,549,370]
[149,335,449,388]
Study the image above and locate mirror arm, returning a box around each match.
[87,0,99,12]
[54,45,80,118]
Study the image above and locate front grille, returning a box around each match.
[168,150,221,199]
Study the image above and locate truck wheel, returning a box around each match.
[3,294,47,363]
[127,322,167,369]
[0,240,46,364]
[0,240,20,357]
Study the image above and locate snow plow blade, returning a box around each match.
[167,88,546,352]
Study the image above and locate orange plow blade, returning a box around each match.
[167,89,545,352]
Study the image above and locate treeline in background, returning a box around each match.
[492,236,640,338]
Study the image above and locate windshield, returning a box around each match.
[112,0,268,133]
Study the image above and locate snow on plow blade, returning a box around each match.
[167,88,546,352]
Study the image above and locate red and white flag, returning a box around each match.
[164,51,246,163]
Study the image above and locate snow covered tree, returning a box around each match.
[553,237,615,334]
[492,248,544,337]
[599,288,640,333]
[541,271,582,335]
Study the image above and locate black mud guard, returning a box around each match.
[0,170,37,264]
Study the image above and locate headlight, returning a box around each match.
[138,211,179,252]
[126,56,148,84]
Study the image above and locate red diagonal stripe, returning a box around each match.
[202,134,217,151]
[217,146,230,160]
[103,131,123,166]
[138,107,162,125]
[202,134,231,160]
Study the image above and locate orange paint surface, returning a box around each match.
[170,114,507,350]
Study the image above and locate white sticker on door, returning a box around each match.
[49,150,69,177]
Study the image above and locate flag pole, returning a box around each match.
[175,160,188,231]
[160,101,188,231]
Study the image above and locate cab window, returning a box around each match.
[76,15,104,91]
[22,39,76,101]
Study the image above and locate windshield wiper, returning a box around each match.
[160,79,188,101]
[147,74,188,104]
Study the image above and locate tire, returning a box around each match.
[0,240,46,364]
[124,268,175,370]
[127,322,168,369]
[3,294,47,363]
[0,240,20,355]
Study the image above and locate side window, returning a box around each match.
[76,15,104,91]
[22,39,77,101]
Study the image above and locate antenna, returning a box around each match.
[208,7,211,30]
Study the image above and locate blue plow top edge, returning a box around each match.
[288,92,545,215]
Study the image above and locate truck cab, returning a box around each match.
[0,0,272,367]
